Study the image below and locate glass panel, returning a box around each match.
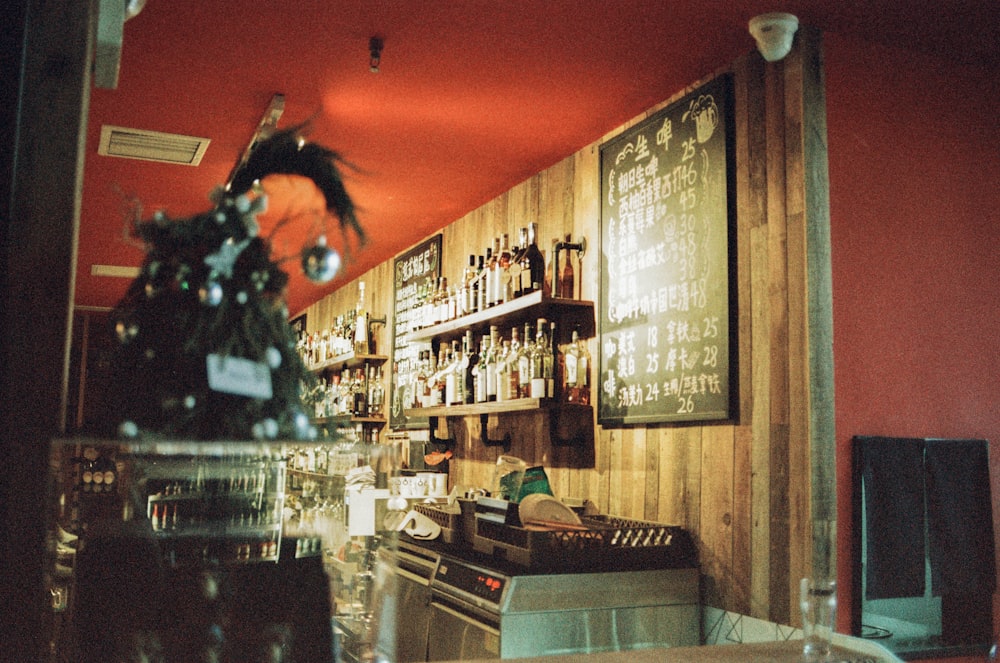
[44,437,400,663]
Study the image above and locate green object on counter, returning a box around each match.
[516,466,553,502]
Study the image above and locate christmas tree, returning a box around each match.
[100,127,364,441]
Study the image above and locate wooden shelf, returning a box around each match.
[402,292,594,344]
[405,400,593,448]
[404,398,594,419]
[311,414,386,426]
[308,352,388,373]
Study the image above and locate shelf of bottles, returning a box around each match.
[297,280,388,432]
[401,320,593,419]
[142,452,286,567]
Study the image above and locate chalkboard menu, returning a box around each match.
[598,75,736,426]
[389,235,441,429]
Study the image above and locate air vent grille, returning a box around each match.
[98,125,210,165]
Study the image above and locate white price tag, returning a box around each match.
[206,354,273,399]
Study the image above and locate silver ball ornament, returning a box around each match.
[302,236,341,283]
[199,281,224,306]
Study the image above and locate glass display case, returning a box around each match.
[44,437,401,663]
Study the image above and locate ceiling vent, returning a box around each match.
[98,125,211,165]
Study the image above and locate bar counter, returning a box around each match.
[452,638,900,662]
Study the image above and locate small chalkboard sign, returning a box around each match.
[389,235,442,429]
[598,75,736,425]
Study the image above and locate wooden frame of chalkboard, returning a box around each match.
[389,234,442,429]
[597,74,737,426]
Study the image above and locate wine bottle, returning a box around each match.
[521,222,545,296]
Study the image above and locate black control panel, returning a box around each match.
[434,559,507,607]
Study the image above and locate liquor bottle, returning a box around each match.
[495,339,511,402]
[485,241,498,307]
[352,368,368,416]
[496,233,512,304]
[438,277,450,324]
[428,348,443,406]
[447,283,458,321]
[545,320,557,398]
[462,330,476,404]
[445,340,462,405]
[503,326,518,399]
[414,352,426,408]
[485,325,499,402]
[529,318,547,399]
[475,254,487,312]
[559,234,576,300]
[521,222,546,296]
[564,329,591,404]
[518,322,533,399]
[474,335,489,403]
[315,444,329,474]
[510,227,528,298]
[339,369,352,414]
[462,254,477,315]
[368,365,384,417]
[318,329,330,364]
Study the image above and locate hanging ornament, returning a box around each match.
[252,418,280,440]
[265,346,282,369]
[301,235,341,282]
[292,410,314,439]
[199,280,224,306]
[118,420,139,438]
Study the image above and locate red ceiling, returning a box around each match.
[77,0,1000,317]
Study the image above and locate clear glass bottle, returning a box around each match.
[338,369,352,415]
[497,232,513,304]
[485,241,499,307]
[529,318,547,399]
[354,281,369,355]
[485,325,499,402]
[564,329,591,404]
[368,365,384,417]
[545,320,556,398]
[506,327,521,400]
[462,254,477,315]
[518,322,533,399]
[475,254,487,312]
[474,335,489,403]
[444,341,465,405]
[462,330,476,404]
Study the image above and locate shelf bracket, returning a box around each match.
[427,416,455,447]
[479,414,511,451]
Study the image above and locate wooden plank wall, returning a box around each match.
[304,33,828,625]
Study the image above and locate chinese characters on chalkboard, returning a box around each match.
[598,75,735,425]
[390,235,442,428]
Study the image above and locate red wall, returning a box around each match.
[826,32,1000,662]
